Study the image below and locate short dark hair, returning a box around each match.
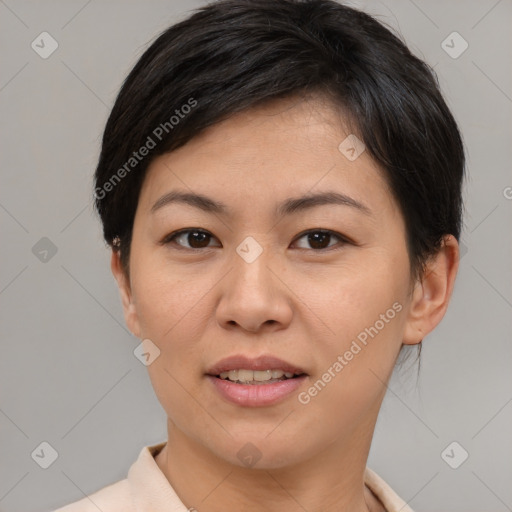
[94,0,465,281]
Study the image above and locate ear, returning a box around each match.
[110,250,142,338]
[402,234,460,345]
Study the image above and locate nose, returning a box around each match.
[215,244,293,334]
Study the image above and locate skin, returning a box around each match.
[111,94,459,512]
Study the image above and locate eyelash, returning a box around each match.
[160,228,351,252]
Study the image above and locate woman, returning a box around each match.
[54,0,464,510]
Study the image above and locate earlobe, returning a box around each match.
[402,235,460,345]
[110,250,142,338]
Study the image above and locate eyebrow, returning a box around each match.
[150,190,372,217]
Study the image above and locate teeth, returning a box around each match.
[254,370,272,381]
[238,369,253,383]
[218,369,298,383]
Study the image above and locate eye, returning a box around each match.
[161,228,350,252]
[161,229,220,250]
[292,229,348,251]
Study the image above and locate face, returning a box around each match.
[115,95,429,469]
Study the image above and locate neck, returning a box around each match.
[155,417,385,512]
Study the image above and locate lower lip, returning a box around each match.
[206,375,307,407]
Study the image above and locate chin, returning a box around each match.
[206,433,313,470]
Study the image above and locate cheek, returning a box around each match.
[129,260,214,368]
[311,256,407,342]
[131,259,207,339]
[298,255,408,405]
[295,296,405,442]
[130,268,212,428]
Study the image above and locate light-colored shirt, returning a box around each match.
[53,441,413,512]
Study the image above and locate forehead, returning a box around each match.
[138,95,399,222]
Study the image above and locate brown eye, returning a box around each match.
[163,229,220,250]
[293,230,346,251]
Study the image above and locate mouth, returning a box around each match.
[206,354,308,383]
[205,355,308,405]
[212,368,306,385]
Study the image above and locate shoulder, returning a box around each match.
[52,478,132,512]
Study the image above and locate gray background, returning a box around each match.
[1,0,511,511]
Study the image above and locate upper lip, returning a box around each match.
[206,354,307,376]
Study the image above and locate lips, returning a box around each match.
[206,354,307,377]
